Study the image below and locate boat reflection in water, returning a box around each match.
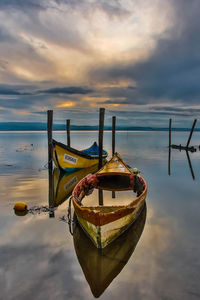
[52,164,99,208]
[73,203,146,298]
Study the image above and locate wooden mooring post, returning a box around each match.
[168,118,171,176]
[186,119,197,148]
[47,110,54,217]
[169,118,172,148]
[112,116,116,198]
[112,116,116,156]
[47,110,53,169]
[98,108,105,169]
[170,118,197,152]
[66,119,71,147]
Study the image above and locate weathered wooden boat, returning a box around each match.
[72,153,147,248]
[73,204,146,298]
[52,164,99,207]
[53,140,107,172]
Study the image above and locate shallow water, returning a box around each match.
[0,130,200,300]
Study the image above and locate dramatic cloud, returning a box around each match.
[0,0,199,126]
[90,0,200,105]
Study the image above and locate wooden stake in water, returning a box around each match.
[47,110,54,217]
[66,119,71,147]
[112,116,116,156]
[186,119,197,148]
[47,110,53,169]
[169,118,172,147]
[168,118,172,176]
[98,108,105,169]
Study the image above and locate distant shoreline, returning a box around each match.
[0,129,199,132]
[0,122,199,132]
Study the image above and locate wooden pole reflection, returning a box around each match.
[186,119,197,148]
[186,151,195,180]
[47,110,55,217]
[48,167,55,218]
[98,189,103,206]
[112,191,116,198]
[168,146,171,176]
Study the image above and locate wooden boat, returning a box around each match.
[73,204,146,298]
[52,164,99,207]
[53,140,107,172]
[72,153,147,248]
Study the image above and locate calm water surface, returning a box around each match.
[0,131,200,300]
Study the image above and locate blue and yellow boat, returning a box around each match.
[53,140,107,172]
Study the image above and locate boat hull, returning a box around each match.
[73,204,146,297]
[75,195,146,248]
[53,140,106,172]
[72,153,147,248]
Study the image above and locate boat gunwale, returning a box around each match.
[72,173,147,226]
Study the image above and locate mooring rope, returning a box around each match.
[67,196,74,236]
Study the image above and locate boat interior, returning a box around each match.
[97,174,132,191]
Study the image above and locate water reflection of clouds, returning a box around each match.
[0,213,86,299]
[1,175,48,206]
[0,243,84,299]
[0,131,200,299]
[99,205,178,299]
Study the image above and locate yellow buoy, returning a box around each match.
[14,202,28,211]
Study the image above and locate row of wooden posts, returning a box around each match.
[47,108,116,171]
[47,108,116,215]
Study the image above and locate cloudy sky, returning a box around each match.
[0,0,200,127]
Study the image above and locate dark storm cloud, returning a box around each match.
[39,86,93,95]
[106,108,199,120]
[54,0,129,17]
[0,85,30,95]
[92,0,130,18]
[0,84,93,96]
[0,0,89,53]
[98,98,146,105]
[90,0,200,105]
[0,0,45,11]
[152,106,200,115]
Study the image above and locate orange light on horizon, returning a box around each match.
[15,110,30,115]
